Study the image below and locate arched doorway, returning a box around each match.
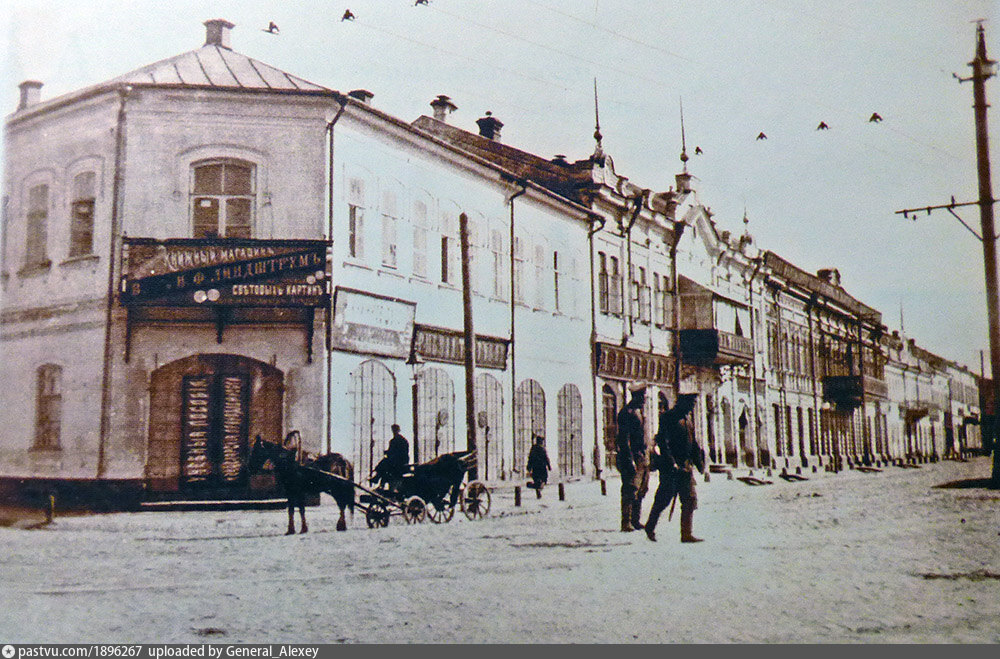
[739,407,754,467]
[557,383,584,478]
[146,354,283,499]
[474,373,504,481]
[416,367,455,463]
[350,360,397,480]
[722,399,737,466]
[602,384,618,470]
[514,379,545,477]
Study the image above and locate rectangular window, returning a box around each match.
[69,172,96,257]
[34,365,62,450]
[785,405,794,456]
[191,161,254,238]
[773,404,783,457]
[25,184,49,268]
[513,236,525,304]
[609,256,622,315]
[347,177,365,260]
[598,252,609,314]
[491,229,506,300]
[440,212,458,284]
[553,251,561,312]
[637,266,650,324]
[413,200,427,277]
[534,244,546,309]
[381,190,398,268]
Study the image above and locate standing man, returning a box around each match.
[526,435,552,498]
[615,381,649,532]
[645,393,705,543]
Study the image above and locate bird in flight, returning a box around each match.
[694,146,703,155]
[262,21,279,34]
[342,9,356,21]
[756,132,767,140]
[415,0,430,5]
[869,112,883,123]
[816,121,830,130]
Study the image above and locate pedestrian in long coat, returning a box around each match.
[645,393,705,542]
[526,435,552,498]
[616,381,649,531]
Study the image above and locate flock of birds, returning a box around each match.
[259,8,887,147]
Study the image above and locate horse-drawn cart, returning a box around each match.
[361,450,492,527]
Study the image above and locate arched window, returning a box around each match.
[350,360,397,478]
[69,171,96,257]
[514,379,546,475]
[25,183,50,268]
[416,367,456,462]
[190,160,255,238]
[34,364,62,450]
[557,384,584,478]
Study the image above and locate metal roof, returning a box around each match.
[108,45,329,91]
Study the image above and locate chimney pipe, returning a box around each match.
[430,95,458,122]
[203,19,235,49]
[476,111,503,141]
[348,89,374,105]
[17,80,43,111]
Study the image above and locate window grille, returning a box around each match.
[514,379,545,475]
[349,360,396,480]
[416,367,455,462]
[557,384,584,478]
[33,364,62,450]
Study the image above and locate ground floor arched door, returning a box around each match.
[602,384,618,470]
[557,384,584,478]
[514,379,546,477]
[475,373,504,480]
[416,367,455,464]
[350,359,397,481]
[146,353,283,499]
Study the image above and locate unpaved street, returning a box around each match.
[2,458,998,643]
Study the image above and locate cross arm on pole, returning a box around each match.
[895,199,993,241]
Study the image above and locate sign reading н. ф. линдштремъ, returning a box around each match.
[120,238,331,307]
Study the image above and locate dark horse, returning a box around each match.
[248,434,355,535]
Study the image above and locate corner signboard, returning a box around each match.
[330,287,417,360]
[121,238,330,307]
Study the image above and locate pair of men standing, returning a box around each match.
[615,382,705,543]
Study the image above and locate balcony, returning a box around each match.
[679,329,754,366]
[822,374,888,407]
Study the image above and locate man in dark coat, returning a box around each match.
[645,393,705,543]
[615,381,649,532]
[379,424,410,488]
[526,435,552,498]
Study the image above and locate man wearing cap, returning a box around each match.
[645,393,705,542]
[615,381,649,532]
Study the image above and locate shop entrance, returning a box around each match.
[146,354,283,499]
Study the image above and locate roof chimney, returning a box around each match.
[348,89,374,105]
[204,19,235,49]
[816,268,842,287]
[430,95,458,122]
[17,80,43,111]
[476,111,503,141]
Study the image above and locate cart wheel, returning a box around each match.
[427,499,455,524]
[402,496,427,524]
[461,481,491,520]
[365,502,390,528]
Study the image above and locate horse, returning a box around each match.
[409,451,470,509]
[248,434,355,535]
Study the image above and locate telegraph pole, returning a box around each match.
[459,212,478,480]
[969,24,1000,489]
[897,23,999,488]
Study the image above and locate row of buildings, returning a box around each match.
[0,20,986,507]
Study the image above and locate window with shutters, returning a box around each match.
[191,160,254,239]
[33,364,62,451]
[69,171,96,257]
[24,184,50,269]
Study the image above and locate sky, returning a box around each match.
[3,0,999,372]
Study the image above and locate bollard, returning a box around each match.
[45,493,55,523]
[766,468,772,477]
[812,465,817,473]
[795,466,802,475]
[514,486,521,507]
[558,482,565,501]
[727,470,734,480]
[600,479,607,496]
[704,470,711,483]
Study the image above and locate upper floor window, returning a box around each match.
[25,184,50,268]
[381,190,398,268]
[490,228,506,300]
[553,250,561,312]
[69,171,96,257]
[598,252,609,314]
[534,243,547,309]
[33,364,62,451]
[412,200,428,277]
[191,160,254,239]
[347,177,365,259]
[513,236,525,304]
[608,256,623,316]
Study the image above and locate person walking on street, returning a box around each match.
[526,435,552,498]
[645,393,705,543]
[616,381,649,532]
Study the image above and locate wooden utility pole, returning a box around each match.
[897,23,999,488]
[968,24,1000,489]
[459,212,478,480]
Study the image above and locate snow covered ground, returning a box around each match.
[1,457,997,644]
